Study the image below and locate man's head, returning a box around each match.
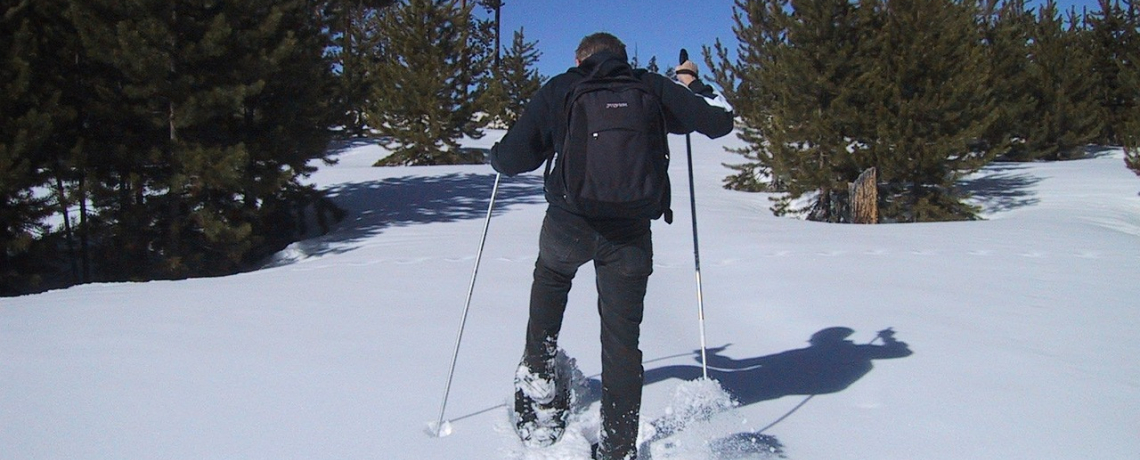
[575,32,627,63]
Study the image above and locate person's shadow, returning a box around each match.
[644,327,913,407]
[634,327,913,458]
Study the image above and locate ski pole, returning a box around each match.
[680,48,710,380]
[431,172,502,437]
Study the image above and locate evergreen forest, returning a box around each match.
[707,0,1139,221]
[2,0,1137,295]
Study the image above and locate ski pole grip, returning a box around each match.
[676,49,697,79]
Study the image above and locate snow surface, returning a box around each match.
[3,131,1139,460]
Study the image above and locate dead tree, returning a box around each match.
[849,167,878,224]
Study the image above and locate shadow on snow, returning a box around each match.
[961,145,1120,214]
[959,163,1043,214]
[633,327,907,455]
[457,327,912,458]
[266,172,544,265]
[641,327,913,410]
[632,327,912,458]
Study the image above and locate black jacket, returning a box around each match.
[490,51,734,177]
[490,52,734,234]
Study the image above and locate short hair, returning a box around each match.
[575,32,628,62]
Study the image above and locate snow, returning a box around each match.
[3,131,1139,460]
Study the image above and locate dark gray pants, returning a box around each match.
[524,210,652,460]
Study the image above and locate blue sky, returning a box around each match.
[493,0,1107,79]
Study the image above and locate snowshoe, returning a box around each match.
[512,359,571,447]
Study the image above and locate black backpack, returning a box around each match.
[545,64,672,223]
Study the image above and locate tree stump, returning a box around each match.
[849,167,878,224]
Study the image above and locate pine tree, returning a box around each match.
[224,1,342,265]
[712,0,998,222]
[1119,0,1140,173]
[859,0,999,222]
[496,27,544,126]
[325,0,396,137]
[68,0,337,278]
[705,0,791,193]
[1,1,56,292]
[479,68,510,129]
[470,0,508,129]
[1019,1,1101,161]
[2,0,339,292]
[711,0,1000,222]
[1,0,100,292]
[762,0,865,221]
[368,0,488,165]
[480,0,503,67]
[1087,0,1137,145]
[980,0,1035,160]
[33,0,111,286]
[58,0,152,280]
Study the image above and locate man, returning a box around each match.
[490,32,734,460]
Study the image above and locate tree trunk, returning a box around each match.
[53,169,79,282]
[849,167,878,224]
[493,3,501,68]
[78,174,90,282]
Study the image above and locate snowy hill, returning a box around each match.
[3,131,1139,460]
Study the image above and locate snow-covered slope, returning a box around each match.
[3,132,1138,460]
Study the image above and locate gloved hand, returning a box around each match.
[675,60,698,86]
